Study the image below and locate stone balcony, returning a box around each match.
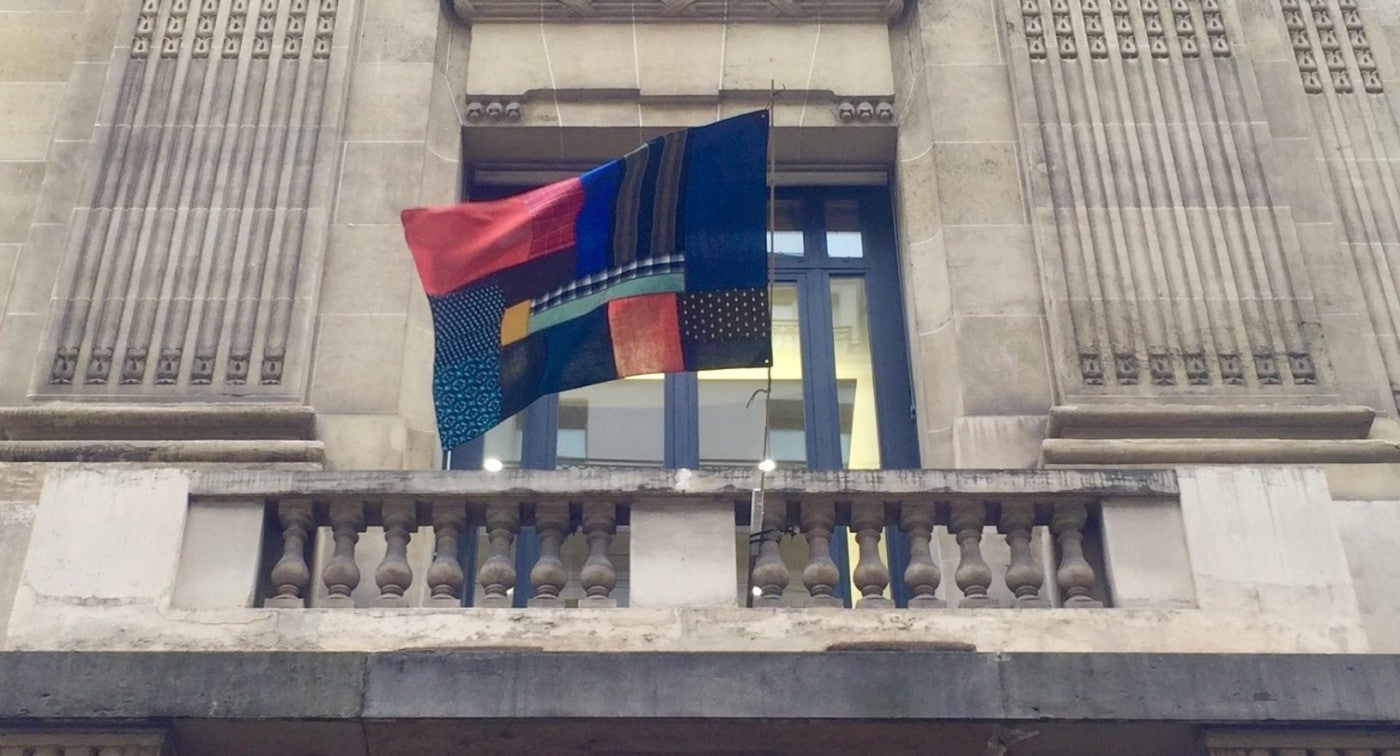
[0,464,1384,655]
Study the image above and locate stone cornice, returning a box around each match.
[450,0,904,23]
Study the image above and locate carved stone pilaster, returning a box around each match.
[39,0,352,399]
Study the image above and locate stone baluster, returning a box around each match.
[478,501,519,607]
[1000,503,1049,608]
[851,501,892,608]
[266,499,313,607]
[800,500,842,607]
[374,500,415,607]
[1053,502,1103,607]
[322,501,363,608]
[529,502,571,607]
[426,503,466,607]
[899,501,944,608]
[580,502,617,607]
[750,496,790,607]
[951,501,997,608]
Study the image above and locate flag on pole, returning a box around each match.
[402,111,772,449]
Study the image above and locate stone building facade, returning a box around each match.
[1,0,1400,753]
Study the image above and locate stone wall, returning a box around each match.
[0,1,124,404]
[5,1,1400,473]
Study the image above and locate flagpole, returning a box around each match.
[762,84,777,481]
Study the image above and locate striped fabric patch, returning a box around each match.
[532,254,686,313]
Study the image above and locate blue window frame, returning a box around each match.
[448,184,919,606]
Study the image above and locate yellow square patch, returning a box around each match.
[500,300,532,346]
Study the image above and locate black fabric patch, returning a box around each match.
[678,288,770,344]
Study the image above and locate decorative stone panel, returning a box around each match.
[1276,0,1400,409]
[1006,0,1330,395]
[35,0,354,398]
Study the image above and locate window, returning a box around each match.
[451,186,918,472]
[449,184,919,606]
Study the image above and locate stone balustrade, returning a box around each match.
[750,494,1106,609]
[189,468,1175,610]
[261,497,622,609]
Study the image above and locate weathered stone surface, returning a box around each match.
[0,651,1397,723]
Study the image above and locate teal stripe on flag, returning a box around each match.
[527,272,685,334]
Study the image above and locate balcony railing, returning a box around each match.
[190,468,1177,610]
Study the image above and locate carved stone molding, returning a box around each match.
[1009,0,1328,394]
[461,93,896,130]
[451,0,905,23]
[37,0,353,399]
[1275,0,1400,409]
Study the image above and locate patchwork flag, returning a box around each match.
[403,111,772,449]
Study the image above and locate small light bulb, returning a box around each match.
[757,459,777,473]
[483,457,504,472]
[751,586,763,598]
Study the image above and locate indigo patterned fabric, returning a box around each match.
[402,111,771,448]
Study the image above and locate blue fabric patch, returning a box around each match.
[433,353,501,450]
[576,160,622,277]
[428,280,505,362]
[680,111,768,292]
[428,280,506,449]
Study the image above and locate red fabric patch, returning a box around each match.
[402,178,584,296]
[608,293,684,377]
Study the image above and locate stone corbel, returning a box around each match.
[465,98,523,124]
[836,98,894,124]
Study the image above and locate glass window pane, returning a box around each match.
[479,416,524,470]
[772,199,805,257]
[825,200,864,258]
[831,277,880,469]
[555,376,665,466]
[698,285,804,467]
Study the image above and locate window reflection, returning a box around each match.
[555,376,665,466]
[698,285,804,467]
[773,199,805,256]
[479,414,523,470]
[831,277,880,469]
[825,200,864,258]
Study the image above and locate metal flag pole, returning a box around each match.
[748,84,781,607]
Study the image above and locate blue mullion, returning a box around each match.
[859,187,920,605]
[513,396,558,607]
[666,372,699,468]
[521,396,558,470]
[796,268,853,605]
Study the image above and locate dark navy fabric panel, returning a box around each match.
[538,307,618,395]
[633,135,665,261]
[679,111,768,292]
[681,338,772,372]
[498,334,547,421]
[576,159,622,277]
[497,247,577,304]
